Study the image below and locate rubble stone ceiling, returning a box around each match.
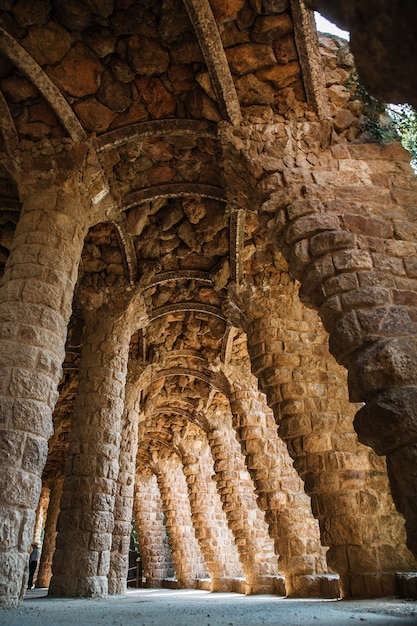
[0,0,319,481]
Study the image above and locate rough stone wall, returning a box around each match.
[235,270,417,596]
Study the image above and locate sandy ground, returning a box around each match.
[1,588,417,626]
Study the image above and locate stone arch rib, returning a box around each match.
[95,119,218,152]
[0,89,18,153]
[182,0,242,125]
[0,26,87,142]
[112,221,138,285]
[148,302,226,323]
[123,183,226,210]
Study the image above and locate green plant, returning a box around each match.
[386,103,417,170]
[344,70,397,142]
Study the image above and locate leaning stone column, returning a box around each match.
[244,284,417,597]
[259,141,417,562]
[227,381,337,598]
[181,440,244,591]
[206,410,280,594]
[0,146,96,606]
[36,475,64,589]
[108,373,141,594]
[49,307,135,598]
[134,468,174,586]
[154,452,207,587]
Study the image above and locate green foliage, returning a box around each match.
[345,70,417,170]
[344,70,397,142]
[386,103,417,169]
[345,70,385,118]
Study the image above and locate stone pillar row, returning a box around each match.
[107,374,141,594]
[206,417,279,595]
[0,160,95,606]
[228,384,339,598]
[133,470,174,586]
[181,440,244,591]
[153,453,207,587]
[245,286,417,597]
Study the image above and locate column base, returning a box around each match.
[209,577,248,593]
[286,574,340,598]
[161,577,179,589]
[49,575,108,598]
[341,572,398,598]
[397,573,417,599]
[108,578,127,595]
[195,577,212,591]
[243,575,286,595]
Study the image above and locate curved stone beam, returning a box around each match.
[142,270,212,289]
[149,406,210,433]
[123,183,226,210]
[0,26,86,142]
[0,199,21,214]
[139,435,181,460]
[182,0,242,125]
[148,301,227,323]
[112,221,138,285]
[96,119,218,152]
[148,366,230,397]
[156,349,209,364]
[221,325,236,365]
[0,89,18,153]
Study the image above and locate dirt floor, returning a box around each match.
[1,588,417,626]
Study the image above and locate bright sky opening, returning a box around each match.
[314,12,349,40]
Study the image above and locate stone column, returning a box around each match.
[154,453,207,587]
[33,485,50,546]
[0,150,94,606]
[49,309,134,598]
[108,374,141,594]
[257,140,417,560]
[36,475,64,589]
[134,469,174,586]
[245,287,417,597]
[181,440,244,591]
[228,383,338,598]
[206,412,279,594]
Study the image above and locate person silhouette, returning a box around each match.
[27,542,40,589]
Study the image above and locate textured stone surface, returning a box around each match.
[0,0,416,609]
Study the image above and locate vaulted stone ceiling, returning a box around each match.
[0,0,320,483]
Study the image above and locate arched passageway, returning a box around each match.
[1,0,417,608]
